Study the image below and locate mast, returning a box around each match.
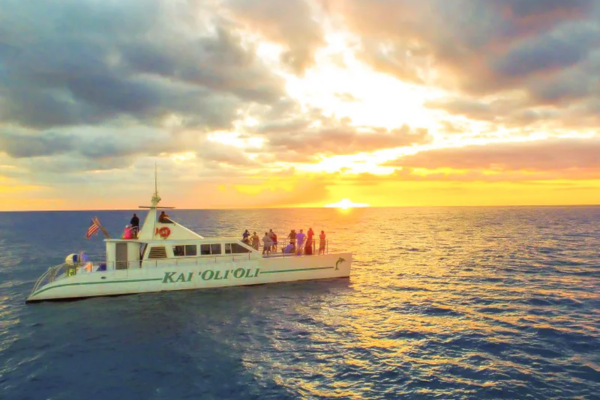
[136,164,199,240]
[151,162,161,208]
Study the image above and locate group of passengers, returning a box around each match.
[242,228,327,256]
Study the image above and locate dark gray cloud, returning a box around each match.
[0,0,285,130]
[0,125,260,176]
[0,127,178,160]
[0,130,75,158]
[491,24,596,80]
[500,0,593,18]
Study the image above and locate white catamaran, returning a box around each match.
[27,181,352,303]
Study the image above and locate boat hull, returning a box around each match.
[26,253,352,302]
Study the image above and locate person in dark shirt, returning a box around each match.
[130,213,140,237]
[159,211,171,223]
[288,229,296,245]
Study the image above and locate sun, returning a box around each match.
[325,198,370,209]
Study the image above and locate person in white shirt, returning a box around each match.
[262,232,273,255]
[296,229,306,255]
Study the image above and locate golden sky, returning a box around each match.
[1,0,600,210]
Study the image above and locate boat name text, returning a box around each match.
[162,268,260,283]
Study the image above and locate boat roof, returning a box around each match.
[105,237,245,244]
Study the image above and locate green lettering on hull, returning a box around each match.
[162,272,176,283]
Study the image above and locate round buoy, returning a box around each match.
[159,227,171,238]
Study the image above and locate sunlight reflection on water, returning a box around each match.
[0,207,599,399]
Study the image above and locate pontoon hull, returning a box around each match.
[26,253,352,302]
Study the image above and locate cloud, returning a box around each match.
[0,0,285,130]
[263,124,431,160]
[331,0,600,123]
[387,137,600,172]
[197,141,259,167]
[226,0,325,74]
[228,176,331,207]
[334,92,361,102]
[0,130,75,158]
[0,126,180,159]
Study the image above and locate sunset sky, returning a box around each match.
[1,0,600,210]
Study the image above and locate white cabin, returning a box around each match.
[105,207,260,270]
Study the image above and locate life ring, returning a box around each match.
[157,226,171,238]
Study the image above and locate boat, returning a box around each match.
[27,179,352,303]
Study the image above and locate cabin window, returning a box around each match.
[200,244,222,255]
[173,245,197,257]
[225,243,252,254]
[186,245,197,256]
[148,246,167,259]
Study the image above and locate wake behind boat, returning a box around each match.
[27,182,352,303]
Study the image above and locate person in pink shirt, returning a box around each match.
[123,225,134,239]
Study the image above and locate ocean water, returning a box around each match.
[0,207,599,400]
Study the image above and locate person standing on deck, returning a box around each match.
[304,237,313,255]
[287,230,296,246]
[269,229,278,252]
[251,232,260,250]
[130,213,140,237]
[307,227,314,250]
[262,232,273,255]
[319,230,326,255]
[123,225,134,240]
[296,229,306,255]
[242,229,250,244]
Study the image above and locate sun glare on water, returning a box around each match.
[325,199,370,209]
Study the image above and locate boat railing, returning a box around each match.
[140,253,257,268]
[32,239,334,287]
[264,239,330,258]
[75,253,259,272]
[30,263,75,295]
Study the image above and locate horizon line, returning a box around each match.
[2,203,600,213]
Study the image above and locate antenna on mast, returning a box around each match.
[150,162,161,208]
[139,163,173,209]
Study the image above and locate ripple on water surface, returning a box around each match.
[0,207,599,399]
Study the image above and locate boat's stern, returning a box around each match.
[27,263,78,303]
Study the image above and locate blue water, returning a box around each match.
[1,207,599,399]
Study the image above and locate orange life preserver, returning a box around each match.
[156,226,171,238]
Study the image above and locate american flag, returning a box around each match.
[86,217,101,239]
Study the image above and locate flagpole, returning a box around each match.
[94,217,111,239]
